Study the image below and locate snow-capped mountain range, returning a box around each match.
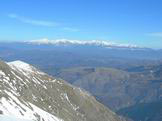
[28,38,139,49]
[0,60,125,121]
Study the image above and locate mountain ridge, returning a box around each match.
[54,66,162,111]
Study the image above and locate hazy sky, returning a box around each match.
[0,0,162,48]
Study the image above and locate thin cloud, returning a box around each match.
[8,14,59,27]
[63,27,79,32]
[148,32,162,37]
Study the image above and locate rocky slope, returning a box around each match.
[0,60,125,121]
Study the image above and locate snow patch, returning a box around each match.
[7,60,46,77]
[7,61,33,73]
[0,70,5,76]
[0,91,63,121]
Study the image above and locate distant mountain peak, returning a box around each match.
[28,38,139,49]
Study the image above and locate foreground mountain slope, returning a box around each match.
[0,60,125,121]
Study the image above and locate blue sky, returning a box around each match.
[0,0,162,48]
